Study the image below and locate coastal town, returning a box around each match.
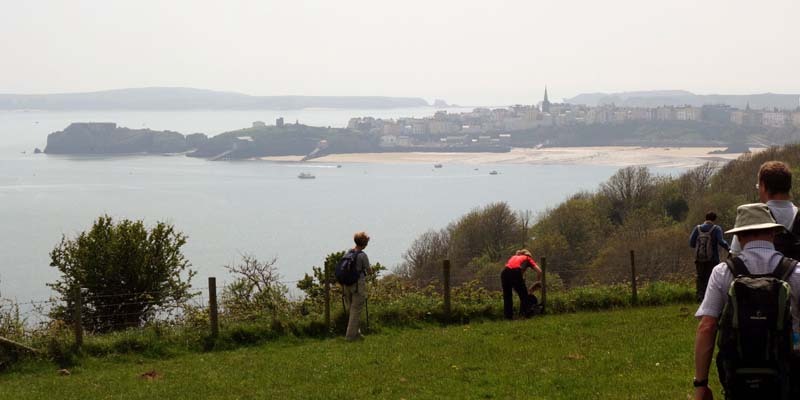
[43,89,800,160]
[345,89,800,148]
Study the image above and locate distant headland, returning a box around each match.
[0,87,430,111]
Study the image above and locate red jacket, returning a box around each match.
[506,254,538,269]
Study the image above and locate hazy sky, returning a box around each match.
[1,0,798,105]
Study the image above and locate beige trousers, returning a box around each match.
[342,277,366,339]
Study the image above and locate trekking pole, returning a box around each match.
[365,296,369,331]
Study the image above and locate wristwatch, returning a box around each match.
[693,378,708,388]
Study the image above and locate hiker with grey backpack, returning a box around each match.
[693,203,800,400]
[690,211,730,303]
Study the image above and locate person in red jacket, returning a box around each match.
[501,249,542,319]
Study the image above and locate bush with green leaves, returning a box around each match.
[48,215,196,333]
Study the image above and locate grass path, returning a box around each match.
[0,304,703,399]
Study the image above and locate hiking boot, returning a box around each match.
[345,333,365,342]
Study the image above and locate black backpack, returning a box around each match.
[335,249,362,285]
[773,211,800,260]
[716,256,796,400]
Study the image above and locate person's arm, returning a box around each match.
[693,316,718,400]
[690,226,699,248]
[530,257,542,282]
[359,252,371,276]
[715,226,729,251]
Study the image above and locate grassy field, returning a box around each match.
[0,304,704,399]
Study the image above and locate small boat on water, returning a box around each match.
[434,163,443,168]
[298,172,316,179]
[489,170,499,175]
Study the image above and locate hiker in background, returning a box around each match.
[689,211,729,302]
[339,231,371,341]
[501,249,542,319]
[730,161,800,259]
[692,203,800,400]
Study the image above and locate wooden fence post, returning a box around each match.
[541,257,547,314]
[630,250,638,305]
[209,277,219,339]
[443,259,451,321]
[324,277,331,332]
[73,286,83,351]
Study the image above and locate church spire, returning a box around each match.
[542,86,551,113]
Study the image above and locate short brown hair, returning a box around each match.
[759,161,792,195]
[354,231,370,247]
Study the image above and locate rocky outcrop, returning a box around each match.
[44,123,202,155]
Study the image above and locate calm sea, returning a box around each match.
[0,109,680,303]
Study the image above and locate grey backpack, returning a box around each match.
[695,225,716,262]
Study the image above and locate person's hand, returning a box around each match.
[694,386,713,400]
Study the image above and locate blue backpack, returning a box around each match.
[335,249,362,285]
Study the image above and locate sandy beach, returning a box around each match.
[262,146,761,168]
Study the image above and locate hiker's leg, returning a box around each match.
[342,285,353,311]
[511,269,529,317]
[345,278,366,340]
[501,268,513,320]
[696,261,712,302]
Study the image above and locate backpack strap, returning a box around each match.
[725,256,751,277]
[790,209,800,234]
[773,257,797,281]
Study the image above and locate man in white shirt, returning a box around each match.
[693,203,800,399]
[730,161,799,258]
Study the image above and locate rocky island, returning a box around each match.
[44,123,206,155]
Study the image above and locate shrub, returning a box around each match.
[48,215,196,332]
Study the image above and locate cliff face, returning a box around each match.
[44,123,206,154]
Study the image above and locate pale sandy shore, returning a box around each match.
[261,146,763,168]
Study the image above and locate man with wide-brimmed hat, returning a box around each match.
[692,203,800,400]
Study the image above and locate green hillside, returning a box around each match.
[1,304,699,400]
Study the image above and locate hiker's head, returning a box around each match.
[758,161,792,201]
[726,203,784,245]
[354,231,370,248]
[516,249,532,257]
[705,212,717,222]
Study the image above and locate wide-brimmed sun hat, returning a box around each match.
[725,203,785,234]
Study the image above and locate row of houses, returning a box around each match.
[348,102,800,139]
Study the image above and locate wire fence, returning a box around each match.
[0,251,695,354]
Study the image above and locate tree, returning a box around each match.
[599,166,655,224]
[532,196,612,275]
[399,202,525,287]
[222,254,289,321]
[397,229,450,285]
[49,215,195,332]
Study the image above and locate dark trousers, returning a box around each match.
[501,267,529,319]
[695,260,716,302]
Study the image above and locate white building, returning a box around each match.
[762,112,788,128]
